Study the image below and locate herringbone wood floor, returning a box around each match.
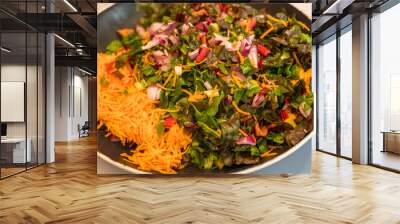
[1,135,400,224]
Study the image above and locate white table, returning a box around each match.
[1,138,31,163]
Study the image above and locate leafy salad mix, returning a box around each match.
[98,3,313,174]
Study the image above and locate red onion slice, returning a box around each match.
[236,136,256,146]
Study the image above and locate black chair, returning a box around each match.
[79,121,90,138]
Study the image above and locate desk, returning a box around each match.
[382,131,400,154]
[1,138,31,163]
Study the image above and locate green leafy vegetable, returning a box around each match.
[267,133,285,144]
[142,65,156,76]
[224,15,234,24]
[115,53,129,69]
[217,64,229,75]
[100,76,109,86]
[106,40,123,54]
[207,92,224,117]
[197,121,221,138]
[241,58,253,75]
[203,152,218,169]
[157,120,165,136]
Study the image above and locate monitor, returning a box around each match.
[1,123,7,137]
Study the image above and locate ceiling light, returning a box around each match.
[1,47,11,53]
[54,34,75,48]
[63,0,78,12]
[322,0,355,15]
[77,67,93,76]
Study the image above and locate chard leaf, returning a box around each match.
[300,33,311,44]
[100,76,109,86]
[106,40,123,54]
[122,34,142,55]
[241,58,253,75]
[192,105,218,128]
[233,89,246,104]
[115,53,129,69]
[197,121,221,138]
[224,15,234,24]
[246,81,261,97]
[250,146,260,157]
[180,44,189,54]
[217,63,229,75]
[258,145,268,154]
[188,147,203,167]
[203,152,218,169]
[160,91,168,108]
[142,65,156,76]
[267,132,285,144]
[157,120,165,136]
[207,92,224,117]
[273,85,289,97]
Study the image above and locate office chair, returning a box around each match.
[79,121,90,138]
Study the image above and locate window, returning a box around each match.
[317,36,337,154]
[339,27,352,158]
[370,3,400,171]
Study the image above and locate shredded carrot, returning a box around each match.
[142,51,153,65]
[163,72,175,87]
[260,27,275,39]
[201,35,207,45]
[292,52,300,66]
[239,128,248,136]
[192,9,208,17]
[117,28,134,37]
[98,53,192,174]
[132,64,138,82]
[155,107,181,113]
[296,20,310,32]
[232,101,251,116]
[232,75,245,88]
[299,68,312,94]
[182,89,207,102]
[266,15,288,27]
[237,50,244,64]
[261,149,278,158]
[284,112,297,128]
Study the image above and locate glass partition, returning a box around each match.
[1,30,28,177]
[0,1,46,179]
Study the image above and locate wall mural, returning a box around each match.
[97,3,313,174]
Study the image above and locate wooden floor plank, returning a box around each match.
[0,135,400,224]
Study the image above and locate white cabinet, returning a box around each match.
[1,138,32,163]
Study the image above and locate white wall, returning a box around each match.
[54,67,89,141]
[1,65,40,138]
[55,66,70,141]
